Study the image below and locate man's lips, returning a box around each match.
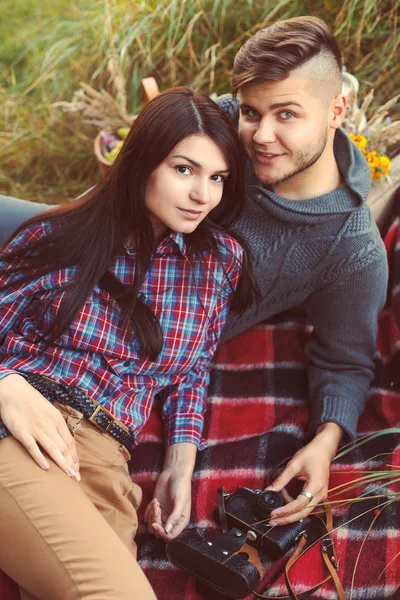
[254,151,285,165]
[178,208,203,220]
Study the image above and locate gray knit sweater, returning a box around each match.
[217,94,388,438]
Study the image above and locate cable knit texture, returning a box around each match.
[217,94,388,438]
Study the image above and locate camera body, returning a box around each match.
[220,487,305,558]
[167,486,308,599]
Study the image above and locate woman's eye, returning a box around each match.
[176,165,192,175]
[210,174,226,183]
[279,110,295,120]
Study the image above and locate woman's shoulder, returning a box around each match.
[3,219,52,253]
[211,231,244,270]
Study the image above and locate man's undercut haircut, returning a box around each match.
[232,16,343,100]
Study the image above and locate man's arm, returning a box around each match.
[304,256,388,439]
[266,253,388,525]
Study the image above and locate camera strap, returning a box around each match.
[217,489,345,600]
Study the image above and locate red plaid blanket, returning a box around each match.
[1,218,399,599]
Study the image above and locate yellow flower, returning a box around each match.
[378,155,391,176]
[349,134,368,153]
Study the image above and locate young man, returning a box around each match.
[216,16,387,527]
[0,16,388,530]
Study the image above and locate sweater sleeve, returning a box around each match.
[303,255,388,439]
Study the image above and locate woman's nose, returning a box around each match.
[189,179,209,204]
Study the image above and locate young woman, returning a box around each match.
[0,87,253,600]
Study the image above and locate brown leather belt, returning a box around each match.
[25,373,133,451]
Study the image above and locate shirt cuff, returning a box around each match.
[0,367,19,381]
[164,415,208,451]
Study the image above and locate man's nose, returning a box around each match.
[252,117,276,146]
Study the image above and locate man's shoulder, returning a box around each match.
[215,93,240,126]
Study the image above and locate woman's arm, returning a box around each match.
[0,222,80,480]
[144,236,244,539]
[144,442,197,541]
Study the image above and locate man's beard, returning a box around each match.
[256,127,329,187]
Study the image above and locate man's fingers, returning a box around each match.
[265,462,297,493]
[269,487,326,526]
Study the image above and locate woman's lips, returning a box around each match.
[255,151,285,166]
[178,208,203,220]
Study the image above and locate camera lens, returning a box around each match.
[255,491,283,519]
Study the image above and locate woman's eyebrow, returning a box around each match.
[172,154,230,173]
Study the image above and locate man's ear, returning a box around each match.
[329,94,347,129]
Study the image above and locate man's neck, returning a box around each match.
[274,146,342,201]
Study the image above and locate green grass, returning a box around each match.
[0,0,399,201]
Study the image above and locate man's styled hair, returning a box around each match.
[232,16,343,96]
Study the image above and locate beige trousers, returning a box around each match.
[0,402,157,600]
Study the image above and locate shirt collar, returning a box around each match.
[124,231,188,258]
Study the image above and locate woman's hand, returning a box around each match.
[265,422,343,525]
[0,373,80,481]
[144,469,192,541]
[143,442,196,541]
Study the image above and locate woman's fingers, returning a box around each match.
[39,431,80,481]
[56,418,80,468]
[17,434,50,470]
[145,498,163,536]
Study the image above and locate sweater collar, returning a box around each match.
[245,128,371,219]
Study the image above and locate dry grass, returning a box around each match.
[1,0,399,201]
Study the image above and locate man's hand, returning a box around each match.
[0,373,80,481]
[265,422,343,525]
[143,442,196,541]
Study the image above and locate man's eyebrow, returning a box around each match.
[269,101,303,109]
[172,155,230,173]
[240,101,303,110]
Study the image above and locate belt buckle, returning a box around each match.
[88,404,114,433]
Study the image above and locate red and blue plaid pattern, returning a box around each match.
[0,221,243,449]
[131,216,400,599]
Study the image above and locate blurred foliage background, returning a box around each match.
[0,0,399,201]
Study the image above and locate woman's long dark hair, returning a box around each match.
[2,87,256,360]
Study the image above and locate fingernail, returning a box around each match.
[75,472,81,482]
[165,523,173,534]
[75,462,80,471]
[269,520,278,527]
[41,460,49,469]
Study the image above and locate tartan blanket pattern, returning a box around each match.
[0,218,399,599]
[133,217,400,600]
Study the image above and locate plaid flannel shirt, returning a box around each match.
[0,221,243,449]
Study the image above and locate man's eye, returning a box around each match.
[176,165,192,175]
[279,110,295,120]
[241,108,260,119]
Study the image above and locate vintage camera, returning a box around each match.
[217,487,305,558]
[167,487,308,599]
